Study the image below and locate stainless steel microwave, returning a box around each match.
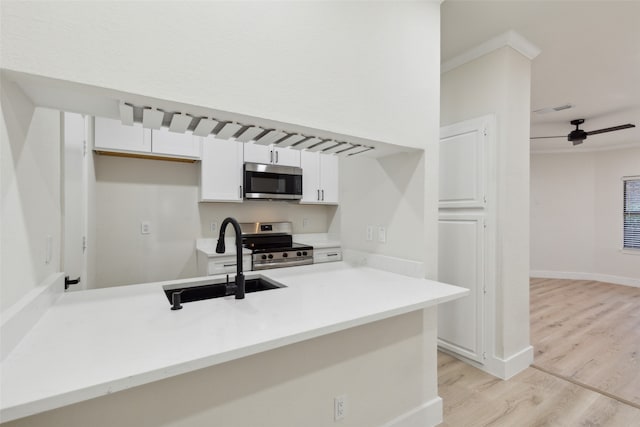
[243,162,303,200]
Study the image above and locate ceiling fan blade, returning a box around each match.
[586,123,635,136]
[530,135,566,140]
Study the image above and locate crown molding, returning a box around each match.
[441,30,541,74]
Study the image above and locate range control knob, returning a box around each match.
[282,252,288,258]
[296,251,302,257]
[267,254,274,259]
[302,251,308,256]
[261,255,267,260]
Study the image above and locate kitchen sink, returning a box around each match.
[163,274,286,305]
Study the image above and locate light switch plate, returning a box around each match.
[378,226,386,243]
[366,226,374,241]
[141,221,151,235]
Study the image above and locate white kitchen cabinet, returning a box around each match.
[313,247,342,264]
[244,143,300,167]
[300,150,339,204]
[437,115,492,366]
[94,116,151,153]
[200,136,244,202]
[151,127,201,159]
[94,117,201,160]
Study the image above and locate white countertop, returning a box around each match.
[292,233,341,249]
[0,262,467,422]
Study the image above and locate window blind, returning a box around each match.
[623,178,640,249]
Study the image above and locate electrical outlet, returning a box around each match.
[210,222,217,233]
[334,395,346,421]
[141,221,151,235]
[378,226,386,243]
[366,225,374,241]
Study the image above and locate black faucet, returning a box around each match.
[216,217,245,299]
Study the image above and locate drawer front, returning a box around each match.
[313,249,342,264]
[207,256,252,275]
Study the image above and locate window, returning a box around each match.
[623,177,640,249]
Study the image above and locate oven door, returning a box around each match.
[244,163,303,200]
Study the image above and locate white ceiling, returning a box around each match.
[441,1,640,153]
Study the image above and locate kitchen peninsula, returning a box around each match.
[1,262,467,427]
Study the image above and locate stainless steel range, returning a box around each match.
[240,222,313,270]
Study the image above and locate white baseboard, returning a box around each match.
[343,248,425,278]
[531,270,640,288]
[440,345,533,380]
[0,273,64,361]
[380,397,443,427]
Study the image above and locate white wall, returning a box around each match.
[0,1,439,150]
[1,77,62,311]
[339,152,426,264]
[4,310,442,427]
[441,46,532,365]
[1,0,442,288]
[531,147,640,286]
[94,155,335,288]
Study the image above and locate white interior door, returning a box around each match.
[438,116,491,364]
[63,112,88,291]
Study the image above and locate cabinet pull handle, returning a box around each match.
[270,150,273,163]
[275,150,279,163]
[239,185,243,199]
[317,189,320,201]
[223,263,237,268]
[327,253,339,257]
[321,189,324,201]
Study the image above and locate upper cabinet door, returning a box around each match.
[439,118,488,209]
[94,117,151,153]
[151,128,200,159]
[243,143,272,164]
[243,143,301,167]
[273,147,300,167]
[300,150,320,203]
[319,153,339,204]
[200,137,244,202]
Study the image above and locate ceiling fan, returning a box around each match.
[531,119,636,146]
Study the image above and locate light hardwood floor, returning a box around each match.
[438,278,640,426]
[530,278,640,407]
